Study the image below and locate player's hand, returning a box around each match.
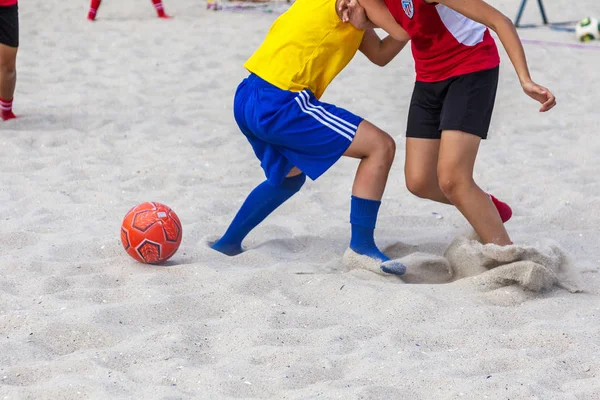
[339,0,359,23]
[522,81,556,112]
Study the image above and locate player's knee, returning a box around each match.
[0,60,16,78]
[437,170,472,200]
[279,173,306,193]
[405,171,433,199]
[374,133,396,165]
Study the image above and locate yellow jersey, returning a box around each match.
[244,0,365,100]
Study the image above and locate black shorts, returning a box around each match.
[406,66,499,140]
[0,4,19,48]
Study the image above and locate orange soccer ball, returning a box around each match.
[120,202,182,264]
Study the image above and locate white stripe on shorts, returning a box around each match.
[299,91,358,132]
[294,95,353,142]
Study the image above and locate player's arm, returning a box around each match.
[433,0,556,112]
[359,28,409,66]
[342,0,410,42]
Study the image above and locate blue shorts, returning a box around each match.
[233,74,363,185]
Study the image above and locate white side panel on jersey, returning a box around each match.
[435,4,486,46]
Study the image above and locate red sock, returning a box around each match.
[489,194,512,223]
[0,98,16,121]
[88,0,101,20]
[151,0,170,18]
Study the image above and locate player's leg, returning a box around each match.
[405,138,451,204]
[342,120,406,275]
[212,76,306,256]
[403,80,450,204]
[211,167,306,256]
[87,0,102,20]
[437,66,512,245]
[150,0,170,18]
[343,120,395,200]
[0,4,18,121]
[269,89,407,274]
[271,89,405,274]
[405,137,511,221]
[405,137,512,225]
[405,68,511,230]
[0,44,17,121]
[437,130,511,245]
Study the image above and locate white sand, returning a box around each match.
[1,0,599,398]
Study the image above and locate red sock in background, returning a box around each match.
[1,98,16,121]
[88,0,102,20]
[151,0,170,18]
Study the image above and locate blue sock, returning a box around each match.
[349,196,406,275]
[212,174,306,256]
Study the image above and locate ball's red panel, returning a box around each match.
[137,240,161,264]
[120,227,130,250]
[162,211,182,242]
[120,202,182,264]
[132,210,159,232]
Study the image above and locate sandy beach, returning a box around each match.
[1,0,599,398]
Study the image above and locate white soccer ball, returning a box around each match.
[575,17,600,42]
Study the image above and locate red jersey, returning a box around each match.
[0,0,17,6]
[384,0,500,82]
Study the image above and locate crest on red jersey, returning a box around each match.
[401,0,414,18]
